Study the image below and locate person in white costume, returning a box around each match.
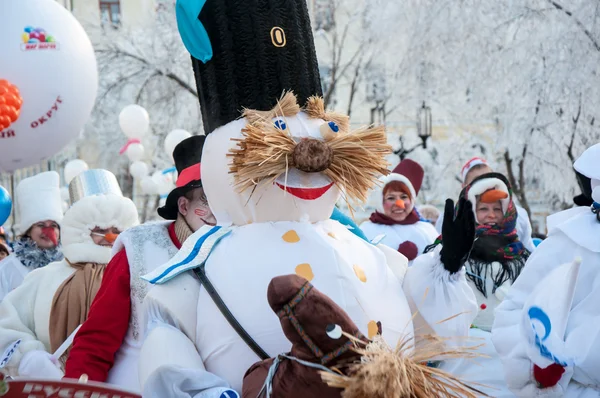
[492,142,600,397]
[0,169,138,379]
[0,171,63,300]
[137,3,477,395]
[435,157,536,253]
[361,158,438,263]
[427,172,530,397]
[63,136,214,393]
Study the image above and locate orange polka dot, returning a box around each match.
[328,232,337,239]
[353,265,367,283]
[367,321,379,339]
[282,230,300,243]
[295,263,314,281]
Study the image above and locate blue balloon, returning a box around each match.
[28,38,40,44]
[24,26,33,33]
[0,186,12,226]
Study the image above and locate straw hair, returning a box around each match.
[242,91,301,125]
[320,332,489,398]
[305,96,350,134]
[229,93,392,208]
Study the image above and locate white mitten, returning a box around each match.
[18,350,63,379]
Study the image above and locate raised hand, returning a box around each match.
[439,198,476,273]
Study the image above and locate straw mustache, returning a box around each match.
[228,92,392,206]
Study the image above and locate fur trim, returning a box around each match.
[60,194,139,264]
[467,178,510,222]
[376,174,417,213]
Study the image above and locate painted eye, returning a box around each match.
[320,121,340,139]
[326,324,342,339]
[274,119,287,130]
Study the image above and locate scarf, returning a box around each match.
[174,213,194,245]
[427,173,530,297]
[49,260,106,367]
[13,237,63,269]
[369,209,422,226]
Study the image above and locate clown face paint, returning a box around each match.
[180,188,216,231]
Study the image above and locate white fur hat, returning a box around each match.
[15,171,63,235]
[61,170,139,264]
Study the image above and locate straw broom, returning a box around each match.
[320,332,490,398]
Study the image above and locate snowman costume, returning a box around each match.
[0,170,138,378]
[0,171,63,300]
[492,143,600,397]
[138,2,477,396]
[361,159,438,262]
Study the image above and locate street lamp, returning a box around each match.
[394,101,432,160]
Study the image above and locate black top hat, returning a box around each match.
[157,135,206,220]
[178,0,323,134]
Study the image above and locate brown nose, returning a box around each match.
[292,138,333,173]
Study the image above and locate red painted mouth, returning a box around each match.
[276,182,334,200]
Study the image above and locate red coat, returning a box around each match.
[64,222,181,382]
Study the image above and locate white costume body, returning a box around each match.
[0,254,30,301]
[493,206,600,397]
[0,193,138,377]
[360,220,438,258]
[493,143,600,397]
[106,222,179,392]
[139,115,478,397]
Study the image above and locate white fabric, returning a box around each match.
[202,114,341,226]
[0,260,74,375]
[140,221,477,394]
[573,143,600,181]
[360,220,438,262]
[108,222,179,392]
[435,205,536,253]
[0,254,31,301]
[18,350,63,379]
[61,193,139,264]
[375,173,417,212]
[492,210,600,397]
[14,171,63,235]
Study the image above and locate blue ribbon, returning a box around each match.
[176,0,213,62]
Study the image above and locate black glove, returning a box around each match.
[439,197,476,273]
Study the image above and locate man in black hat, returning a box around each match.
[64,136,215,393]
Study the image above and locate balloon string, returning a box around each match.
[119,139,141,155]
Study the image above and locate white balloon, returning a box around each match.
[119,105,150,139]
[164,129,192,160]
[64,159,89,184]
[126,143,145,162]
[140,176,158,195]
[60,186,70,201]
[0,0,98,173]
[152,171,174,196]
[61,200,69,212]
[129,161,149,179]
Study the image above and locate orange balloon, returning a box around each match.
[4,108,18,123]
[0,96,5,105]
[4,94,20,109]
[0,116,10,131]
[0,104,10,114]
[0,86,7,96]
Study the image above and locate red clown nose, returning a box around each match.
[41,226,58,246]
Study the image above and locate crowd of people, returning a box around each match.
[0,1,598,397]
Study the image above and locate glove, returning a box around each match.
[18,350,63,378]
[534,363,565,389]
[439,197,475,273]
[398,241,419,261]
